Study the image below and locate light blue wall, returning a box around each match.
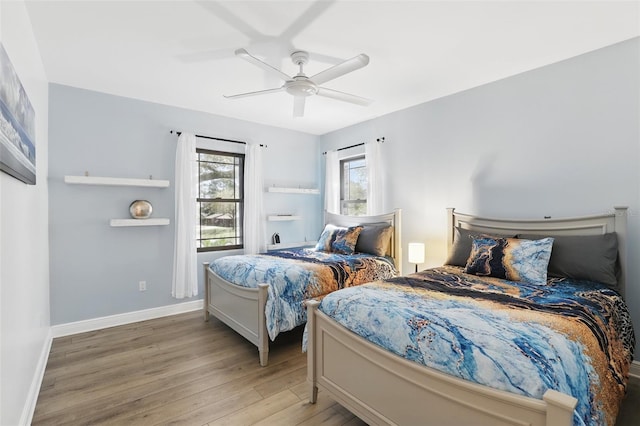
[48,84,321,325]
[319,38,640,359]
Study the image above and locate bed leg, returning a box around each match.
[309,382,318,404]
[306,300,320,404]
[203,262,210,321]
[258,283,269,367]
[259,349,269,367]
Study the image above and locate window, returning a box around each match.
[340,155,367,215]
[196,148,244,252]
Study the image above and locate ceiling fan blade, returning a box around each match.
[316,87,372,106]
[235,48,291,82]
[224,86,285,99]
[310,54,370,85]
[307,51,344,65]
[176,47,235,63]
[195,1,263,40]
[280,0,335,40]
[293,96,306,117]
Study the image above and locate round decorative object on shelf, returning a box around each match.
[129,200,153,219]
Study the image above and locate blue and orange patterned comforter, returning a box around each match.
[315,266,635,426]
[209,248,397,340]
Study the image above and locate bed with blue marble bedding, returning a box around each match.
[313,266,634,426]
[305,207,633,426]
[204,209,402,366]
[209,248,396,341]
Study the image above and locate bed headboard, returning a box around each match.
[324,209,402,275]
[446,207,628,297]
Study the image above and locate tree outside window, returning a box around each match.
[340,155,367,216]
[196,149,244,251]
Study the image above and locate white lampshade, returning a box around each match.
[408,242,425,264]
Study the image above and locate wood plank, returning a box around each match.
[33,313,306,424]
[157,389,264,426]
[38,333,248,401]
[106,358,306,425]
[34,340,257,420]
[252,365,306,398]
[206,389,300,426]
[44,318,231,380]
[297,406,357,426]
[252,389,339,425]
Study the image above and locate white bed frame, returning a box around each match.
[203,209,402,366]
[306,207,628,426]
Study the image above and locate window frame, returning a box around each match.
[196,148,245,252]
[340,154,367,216]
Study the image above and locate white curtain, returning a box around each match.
[172,132,198,298]
[324,150,340,214]
[365,141,384,215]
[243,143,265,254]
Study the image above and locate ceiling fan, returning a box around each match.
[224,48,372,117]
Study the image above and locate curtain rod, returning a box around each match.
[170,130,266,147]
[322,136,385,155]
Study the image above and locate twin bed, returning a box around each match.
[306,207,634,426]
[203,209,402,366]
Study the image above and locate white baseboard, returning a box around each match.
[630,360,640,379]
[51,300,202,338]
[20,328,53,426]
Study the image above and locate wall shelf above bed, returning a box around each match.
[267,215,302,221]
[266,186,319,194]
[64,175,170,188]
[110,218,170,227]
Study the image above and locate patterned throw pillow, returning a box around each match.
[315,224,364,255]
[464,237,554,285]
[445,226,517,267]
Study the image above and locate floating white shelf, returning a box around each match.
[110,218,170,227]
[267,215,302,221]
[267,187,319,194]
[267,241,317,251]
[65,175,170,188]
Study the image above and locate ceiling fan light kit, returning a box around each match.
[225,48,372,117]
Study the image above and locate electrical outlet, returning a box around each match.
[139,281,147,291]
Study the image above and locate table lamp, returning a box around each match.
[408,242,425,273]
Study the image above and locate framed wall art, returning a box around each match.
[0,43,36,185]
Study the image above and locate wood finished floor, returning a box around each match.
[34,311,639,426]
[33,311,365,426]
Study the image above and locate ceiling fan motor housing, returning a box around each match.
[285,51,317,96]
[285,77,318,97]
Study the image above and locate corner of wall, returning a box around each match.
[19,330,52,425]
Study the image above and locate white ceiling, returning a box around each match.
[25,0,640,135]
